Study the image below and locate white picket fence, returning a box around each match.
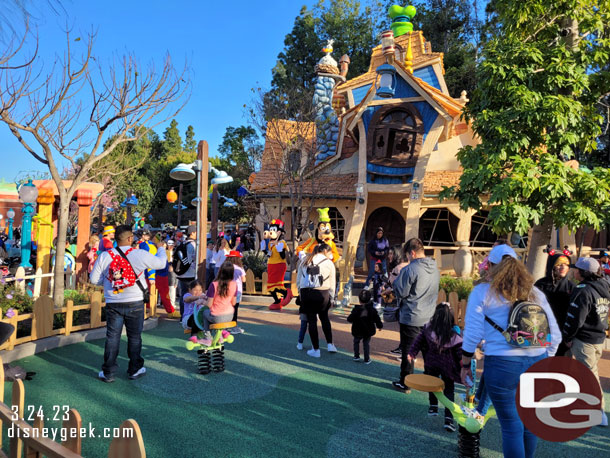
[2,266,76,299]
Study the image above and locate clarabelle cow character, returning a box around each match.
[266,219,293,310]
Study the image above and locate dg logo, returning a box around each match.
[517,356,603,441]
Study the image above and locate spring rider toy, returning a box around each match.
[185,305,237,374]
[405,360,495,457]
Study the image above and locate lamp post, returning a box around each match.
[7,208,15,241]
[122,193,138,225]
[170,161,203,277]
[18,179,39,268]
[209,165,233,242]
[133,211,141,230]
[355,183,365,205]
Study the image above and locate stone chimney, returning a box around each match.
[339,55,350,78]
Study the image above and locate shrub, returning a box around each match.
[0,283,34,315]
[439,276,474,301]
[242,251,268,278]
[64,289,89,305]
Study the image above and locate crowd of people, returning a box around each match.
[86,219,609,456]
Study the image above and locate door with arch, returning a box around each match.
[365,207,406,253]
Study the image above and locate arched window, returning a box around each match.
[328,207,345,248]
[367,103,424,168]
[418,208,459,246]
[470,210,498,247]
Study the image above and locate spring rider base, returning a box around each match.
[404,373,495,458]
[185,321,237,374]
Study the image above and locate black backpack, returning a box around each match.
[172,241,193,276]
[485,300,552,348]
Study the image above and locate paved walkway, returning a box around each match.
[3,303,608,457]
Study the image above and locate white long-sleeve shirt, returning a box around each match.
[90,245,167,303]
[462,283,560,357]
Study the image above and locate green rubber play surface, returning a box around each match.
[3,319,610,457]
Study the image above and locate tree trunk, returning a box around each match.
[525,214,554,280]
[53,198,71,306]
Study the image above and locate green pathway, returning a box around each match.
[3,320,610,457]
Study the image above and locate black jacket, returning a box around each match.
[347,303,383,338]
[563,277,610,345]
[534,253,574,330]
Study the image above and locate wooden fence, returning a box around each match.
[0,287,157,352]
[0,357,146,458]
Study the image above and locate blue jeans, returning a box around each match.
[366,257,386,285]
[298,316,308,344]
[475,374,492,415]
[102,301,145,377]
[484,354,547,458]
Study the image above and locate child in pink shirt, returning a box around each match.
[202,261,237,336]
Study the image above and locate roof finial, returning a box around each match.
[405,33,413,73]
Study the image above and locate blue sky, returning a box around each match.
[0,0,318,182]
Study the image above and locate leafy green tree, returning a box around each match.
[184,124,197,153]
[161,119,182,157]
[268,1,382,117]
[442,0,610,278]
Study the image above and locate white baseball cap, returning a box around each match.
[488,244,518,264]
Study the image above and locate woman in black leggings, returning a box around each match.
[297,243,337,358]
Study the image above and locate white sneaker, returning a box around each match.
[600,410,608,427]
[128,367,146,380]
[307,349,321,358]
[296,342,303,350]
[327,343,337,353]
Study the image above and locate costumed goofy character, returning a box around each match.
[296,207,340,263]
[266,219,293,310]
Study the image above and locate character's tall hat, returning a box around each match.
[317,207,330,223]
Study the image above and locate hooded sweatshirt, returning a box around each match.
[534,253,574,330]
[408,324,463,383]
[392,257,440,327]
[347,302,383,338]
[563,276,610,345]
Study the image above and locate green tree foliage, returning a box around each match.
[184,125,197,153]
[161,119,182,157]
[268,0,382,117]
[443,0,610,273]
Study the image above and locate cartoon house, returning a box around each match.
[251,9,502,275]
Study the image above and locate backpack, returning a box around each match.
[300,258,329,289]
[107,248,138,292]
[173,241,193,276]
[485,300,552,348]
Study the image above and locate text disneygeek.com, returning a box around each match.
[7,423,134,441]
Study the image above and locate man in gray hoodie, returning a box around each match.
[391,238,440,392]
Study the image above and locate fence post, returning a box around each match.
[150,284,157,317]
[61,409,82,454]
[108,419,146,458]
[90,292,103,328]
[7,311,19,351]
[14,267,26,294]
[65,300,74,336]
[33,296,54,340]
[245,270,255,294]
[32,267,43,299]
[437,289,447,304]
[26,417,44,458]
[262,272,268,295]
[10,379,25,458]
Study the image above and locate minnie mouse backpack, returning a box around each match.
[107,248,137,294]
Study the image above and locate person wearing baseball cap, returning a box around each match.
[534,252,574,356]
[460,244,561,455]
[563,257,610,426]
